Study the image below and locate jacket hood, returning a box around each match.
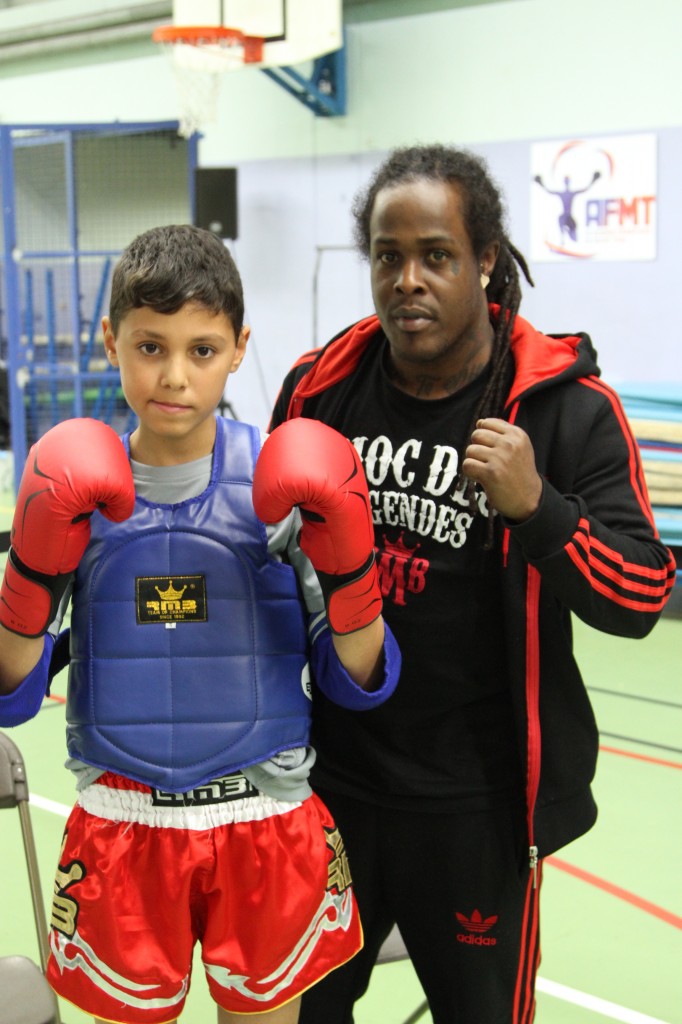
[503,307,601,407]
[286,309,601,417]
[285,315,379,418]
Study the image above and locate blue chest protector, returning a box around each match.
[66,418,311,792]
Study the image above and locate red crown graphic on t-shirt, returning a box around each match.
[455,909,499,934]
[382,532,420,559]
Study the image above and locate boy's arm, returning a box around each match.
[0,629,55,726]
[253,418,397,692]
[0,417,134,718]
[0,628,45,694]
[311,618,401,711]
[270,512,400,704]
[331,617,384,691]
[0,418,134,639]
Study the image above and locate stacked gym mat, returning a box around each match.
[618,383,682,578]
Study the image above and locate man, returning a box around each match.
[270,145,676,1024]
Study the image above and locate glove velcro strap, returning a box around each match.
[315,552,383,635]
[0,548,71,638]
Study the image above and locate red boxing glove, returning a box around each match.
[253,418,382,635]
[0,418,135,638]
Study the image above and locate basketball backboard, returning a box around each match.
[171,0,342,66]
[154,0,344,136]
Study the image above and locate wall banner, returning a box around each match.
[530,134,657,262]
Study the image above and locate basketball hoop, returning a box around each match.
[152,25,265,138]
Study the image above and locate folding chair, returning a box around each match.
[0,732,61,1024]
[376,924,430,1024]
[0,956,59,1024]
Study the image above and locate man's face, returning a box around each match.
[369,178,496,392]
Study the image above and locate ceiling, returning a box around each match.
[0,0,505,18]
[343,0,506,16]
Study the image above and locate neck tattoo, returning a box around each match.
[388,357,488,399]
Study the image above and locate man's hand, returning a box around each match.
[461,417,543,521]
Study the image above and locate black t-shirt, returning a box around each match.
[303,334,523,811]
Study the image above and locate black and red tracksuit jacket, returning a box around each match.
[270,309,677,863]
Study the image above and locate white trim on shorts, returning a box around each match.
[78,779,302,830]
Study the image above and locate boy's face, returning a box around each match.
[102,302,248,464]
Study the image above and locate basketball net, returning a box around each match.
[153,26,265,138]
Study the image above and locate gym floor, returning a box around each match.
[0,485,680,1024]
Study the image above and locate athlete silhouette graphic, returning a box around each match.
[534,170,601,242]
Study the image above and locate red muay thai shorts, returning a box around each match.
[46,770,361,1023]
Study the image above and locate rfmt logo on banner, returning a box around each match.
[530,134,657,261]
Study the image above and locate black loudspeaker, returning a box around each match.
[194,167,238,239]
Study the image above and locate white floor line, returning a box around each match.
[537,977,673,1024]
[29,793,71,818]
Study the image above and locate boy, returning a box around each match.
[0,225,400,1024]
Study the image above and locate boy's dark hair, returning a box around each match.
[109,224,244,336]
[352,144,535,546]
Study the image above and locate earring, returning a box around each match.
[480,268,490,290]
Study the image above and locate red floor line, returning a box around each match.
[599,743,682,770]
[45,694,66,705]
[546,856,682,930]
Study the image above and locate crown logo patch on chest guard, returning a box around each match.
[136,575,207,624]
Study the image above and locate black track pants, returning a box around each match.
[301,786,541,1024]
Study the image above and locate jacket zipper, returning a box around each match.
[525,565,542,886]
[505,399,541,882]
